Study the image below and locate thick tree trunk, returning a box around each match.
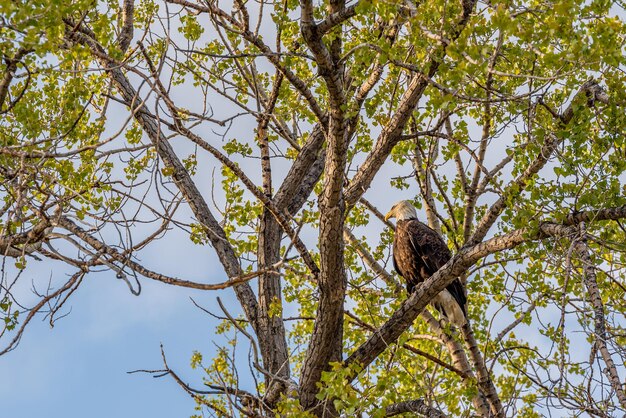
[299,121,348,415]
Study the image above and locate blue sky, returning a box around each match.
[0,238,236,418]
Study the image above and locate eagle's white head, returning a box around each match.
[385,200,418,221]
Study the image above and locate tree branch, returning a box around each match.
[574,235,626,409]
[54,216,280,291]
[460,323,504,417]
[167,0,328,126]
[117,0,134,52]
[343,211,626,381]
[385,399,447,418]
[467,79,610,246]
[65,26,262,335]
[344,0,478,207]
[0,48,31,112]
[317,2,359,35]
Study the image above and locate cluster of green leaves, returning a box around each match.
[0,1,127,271]
[0,296,19,333]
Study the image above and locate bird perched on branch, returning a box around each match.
[385,200,467,327]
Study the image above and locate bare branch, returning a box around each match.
[0,270,84,356]
[54,216,282,291]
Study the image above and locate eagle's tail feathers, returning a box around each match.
[433,290,467,327]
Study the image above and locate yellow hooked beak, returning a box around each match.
[384,209,394,222]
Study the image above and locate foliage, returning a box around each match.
[1,0,626,416]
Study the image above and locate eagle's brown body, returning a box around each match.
[386,201,467,326]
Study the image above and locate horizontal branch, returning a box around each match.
[564,204,626,225]
[0,221,51,258]
[317,2,359,35]
[54,216,278,291]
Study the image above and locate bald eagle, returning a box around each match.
[385,200,467,327]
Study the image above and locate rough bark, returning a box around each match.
[574,237,626,409]
[0,48,31,113]
[256,82,291,403]
[0,219,50,258]
[274,124,326,213]
[117,0,134,52]
[298,0,349,413]
[385,399,448,418]
[55,3,625,416]
[461,323,504,417]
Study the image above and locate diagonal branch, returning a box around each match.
[348,197,491,415]
[343,217,617,381]
[345,310,468,379]
[0,48,32,112]
[64,26,261,334]
[467,79,611,246]
[460,323,504,417]
[0,219,51,258]
[343,227,402,293]
[344,0,478,208]
[0,270,84,356]
[55,216,281,291]
[167,0,327,126]
[317,2,360,35]
[174,124,320,276]
[274,124,326,212]
[346,202,491,414]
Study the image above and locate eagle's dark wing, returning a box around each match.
[404,219,451,275]
[395,220,467,316]
[392,220,431,293]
